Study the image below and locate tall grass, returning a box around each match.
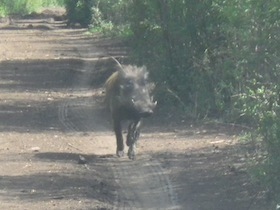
[0,0,65,17]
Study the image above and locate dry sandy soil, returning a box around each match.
[0,10,268,210]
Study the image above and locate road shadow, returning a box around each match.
[0,152,116,206]
[0,58,117,91]
[34,152,115,162]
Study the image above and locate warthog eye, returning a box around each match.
[126,79,133,86]
[121,79,134,91]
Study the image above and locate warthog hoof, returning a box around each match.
[116,150,125,157]
[128,147,136,160]
[128,152,136,160]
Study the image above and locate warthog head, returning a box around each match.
[116,64,157,118]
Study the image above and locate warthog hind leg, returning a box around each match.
[126,121,141,146]
[128,144,137,160]
[116,150,125,157]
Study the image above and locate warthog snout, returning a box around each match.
[132,99,156,117]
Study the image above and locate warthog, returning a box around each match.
[104,58,157,160]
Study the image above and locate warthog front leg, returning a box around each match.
[127,120,141,160]
[113,119,125,157]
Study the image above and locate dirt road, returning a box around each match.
[0,12,267,210]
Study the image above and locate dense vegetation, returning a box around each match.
[1,0,279,207]
[0,0,64,17]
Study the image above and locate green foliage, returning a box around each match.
[64,0,93,27]
[0,6,5,17]
[0,0,28,16]
[218,0,280,202]
[0,0,64,16]
[89,0,132,36]
[42,0,65,7]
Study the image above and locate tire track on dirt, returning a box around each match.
[110,157,179,210]
[58,100,79,132]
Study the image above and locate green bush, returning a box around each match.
[0,0,65,17]
[88,0,132,36]
[65,0,93,27]
[227,0,280,202]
